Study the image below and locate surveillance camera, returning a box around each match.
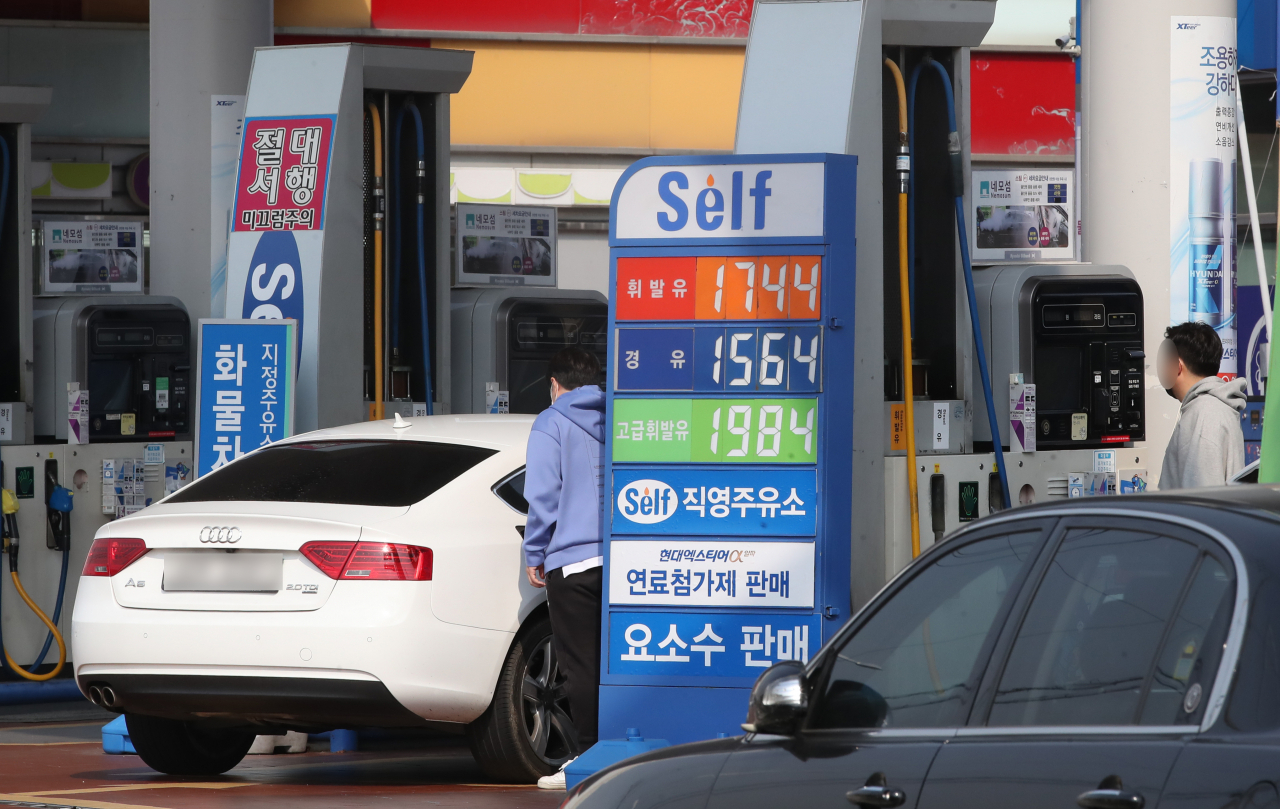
[1055,33,1072,49]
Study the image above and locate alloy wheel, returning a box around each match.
[520,634,577,765]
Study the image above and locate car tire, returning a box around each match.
[467,613,579,783]
[125,713,256,775]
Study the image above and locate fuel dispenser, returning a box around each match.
[0,87,195,676]
[0,86,50,447]
[224,44,473,430]
[450,287,607,415]
[725,0,1152,596]
[971,265,1146,449]
[33,296,191,443]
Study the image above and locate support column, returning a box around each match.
[149,0,272,330]
[1081,0,1235,487]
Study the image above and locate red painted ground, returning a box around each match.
[0,721,564,809]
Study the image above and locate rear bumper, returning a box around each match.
[71,577,513,725]
[78,673,432,730]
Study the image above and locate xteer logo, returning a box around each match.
[657,170,772,232]
[242,231,305,355]
[1176,22,1201,29]
[617,479,678,524]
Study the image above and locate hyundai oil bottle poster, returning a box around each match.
[1170,16,1238,377]
[970,169,1074,262]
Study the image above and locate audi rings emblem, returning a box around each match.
[200,526,242,544]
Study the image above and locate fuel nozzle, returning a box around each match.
[46,485,72,554]
[2,488,18,571]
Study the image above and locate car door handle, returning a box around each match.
[1078,776,1145,809]
[1077,789,1144,809]
[847,786,906,808]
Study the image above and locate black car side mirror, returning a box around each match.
[742,660,807,735]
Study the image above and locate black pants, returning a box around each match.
[546,565,602,750]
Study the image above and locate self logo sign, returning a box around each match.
[613,162,826,242]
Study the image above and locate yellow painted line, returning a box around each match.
[17,783,254,796]
[0,794,180,809]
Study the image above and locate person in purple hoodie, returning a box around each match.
[522,347,605,788]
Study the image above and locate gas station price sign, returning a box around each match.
[602,154,856,743]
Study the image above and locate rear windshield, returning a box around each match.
[167,440,497,507]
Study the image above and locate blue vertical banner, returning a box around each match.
[601,154,857,744]
[195,319,298,478]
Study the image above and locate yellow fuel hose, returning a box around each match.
[885,58,921,558]
[368,102,386,421]
[3,571,66,681]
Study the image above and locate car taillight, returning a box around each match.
[342,542,432,581]
[82,538,148,577]
[300,541,356,579]
[298,541,431,581]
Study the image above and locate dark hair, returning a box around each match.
[547,347,601,390]
[1165,321,1222,377]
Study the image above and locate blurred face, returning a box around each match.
[1156,339,1181,393]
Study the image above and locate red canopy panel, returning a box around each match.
[971,52,1076,158]
[371,0,753,38]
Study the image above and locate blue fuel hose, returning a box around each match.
[29,548,69,669]
[915,57,1012,509]
[391,101,434,415]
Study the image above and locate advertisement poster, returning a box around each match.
[195,319,297,478]
[41,221,144,294]
[971,169,1074,262]
[1171,17,1238,377]
[455,203,557,287]
[232,116,335,232]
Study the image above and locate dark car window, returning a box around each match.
[168,440,496,507]
[810,531,1040,730]
[988,527,1201,727]
[493,468,528,515]
[1139,555,1233,725]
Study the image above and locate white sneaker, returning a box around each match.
[537,756,577,790]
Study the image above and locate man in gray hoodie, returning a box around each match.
[1157,322,1247,489]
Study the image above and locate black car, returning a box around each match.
[565,486,1280,809]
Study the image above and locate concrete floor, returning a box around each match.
[0,717,563,809]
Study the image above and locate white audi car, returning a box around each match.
[71,415,574,781]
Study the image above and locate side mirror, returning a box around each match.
[742,660,807,735]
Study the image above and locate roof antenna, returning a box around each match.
[393,412,410,429]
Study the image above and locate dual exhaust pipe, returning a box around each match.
[87,683,119,709]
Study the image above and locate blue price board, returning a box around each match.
[612,468,817,536]
[603,154,856,742]
[620,325,822,392]
[609,612,823,678]
[195,319,297,478]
